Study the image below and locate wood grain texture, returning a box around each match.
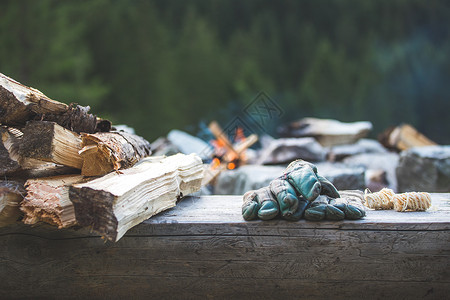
[0,194,448,299]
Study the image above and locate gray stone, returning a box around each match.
[257,137,327,165]
[214,162,366,195]
[343,152,400,191]
[315,162,366,191]
[396,146,450,193]
[214,165,284,195]
[327,139,387,161]
[167,129,213,161]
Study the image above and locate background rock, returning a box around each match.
[257,137,326,165]
[214,163,366,195]
[316,162,366,191]
[343,152,399,191]
[396,145,450,192]
[327,139,387,161]
[167,129,213,161]
[214,165,284,195]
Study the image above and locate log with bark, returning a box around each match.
[0,180,26,227]
[0,72,110,133]
[69,153,204,241]
[21,175,86,228]
[79,131,152,176]
[0,125,62,177]
[19,121,84,169]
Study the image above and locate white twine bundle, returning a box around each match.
[364,188,432,212]
[364,188,395,210]
[392,192,432,212]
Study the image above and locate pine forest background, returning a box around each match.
[1,0,449,143]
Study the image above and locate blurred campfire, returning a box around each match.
[202,121,258,186]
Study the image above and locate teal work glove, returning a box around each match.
[242,159,341,221]
[304,190,366,221]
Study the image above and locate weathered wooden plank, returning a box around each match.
[0,227,448,299]
[0,194,448,299]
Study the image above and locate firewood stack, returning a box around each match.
[0,73,203,241]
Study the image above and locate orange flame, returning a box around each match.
[211,157,221,169]
[227,162,236,170]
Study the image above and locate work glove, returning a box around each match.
[242,159,341,221]
[304,190,366,221]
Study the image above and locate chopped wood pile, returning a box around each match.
[0,72,203,241]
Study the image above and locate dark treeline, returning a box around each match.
[1,0,449,143]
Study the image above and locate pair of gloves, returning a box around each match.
[242,160,366,221]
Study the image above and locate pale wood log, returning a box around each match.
[0,180,25,227]
[79,131,152,176]
[70,153,204,241]
[380,123,437,151]
[21,175,86,228]
[0,72,110,133]
[18,121,84,169]
[0,194,448,299]
[279,117,372,147]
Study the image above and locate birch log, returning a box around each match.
[70,153,204,241]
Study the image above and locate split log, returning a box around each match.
[0,181,25,227]
[21,175,85,228]
[378,124,437,151]
[79,131,152,176]
[278,118,373,147]
[18,121,84,169]
[0,72,110,133]
[0,125,59,176]
[0,126,22,175]
[69,153,204,241]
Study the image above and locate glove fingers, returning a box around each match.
[344,204,366,220]
[325,205,345,220]
[252,186,279,220]
[281,195,310,221]
[317,175,340,198]
[258,200,280,220]
[304,205,327,221]
[242,190,261,220]
[270,179,300,220]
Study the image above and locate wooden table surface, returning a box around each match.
[0,193,449,299]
